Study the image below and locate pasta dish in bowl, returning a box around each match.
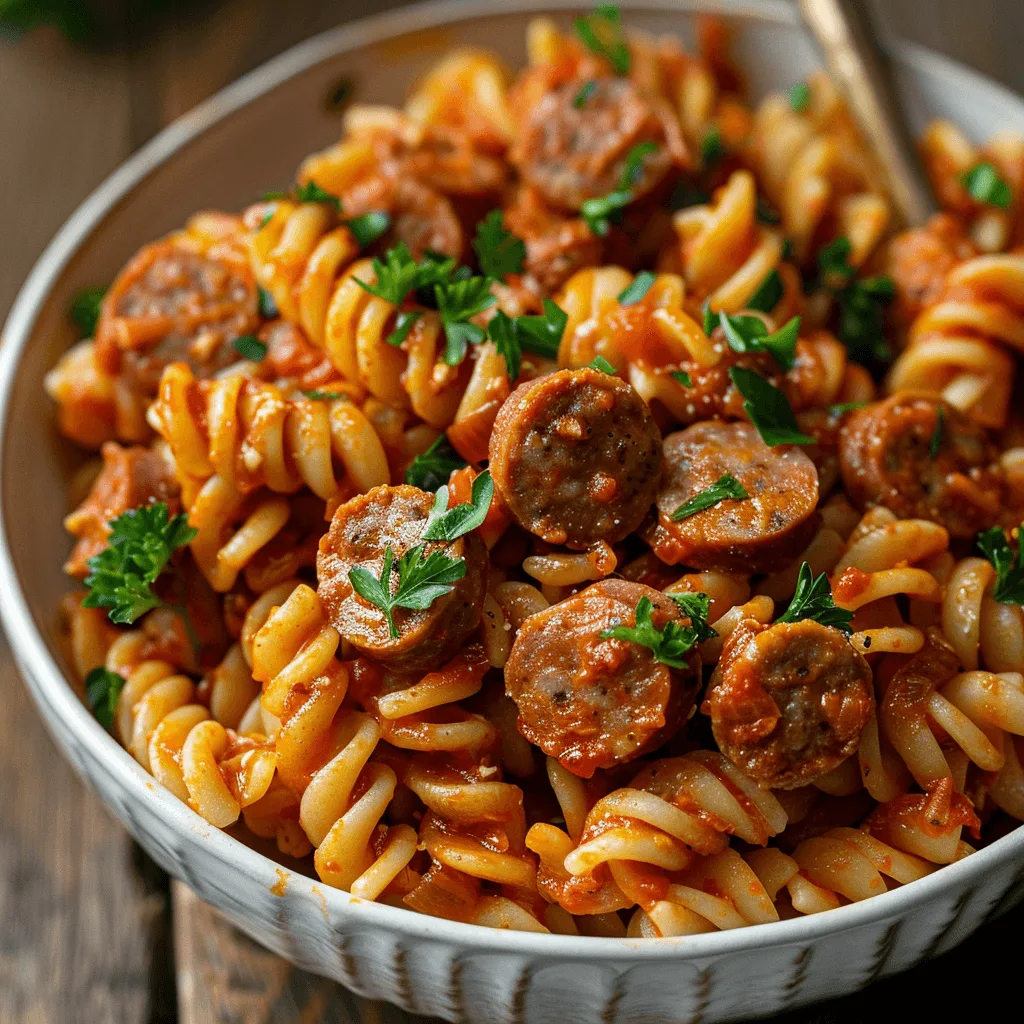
[4,1,1024,1019]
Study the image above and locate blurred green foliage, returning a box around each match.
[0,0,97,38]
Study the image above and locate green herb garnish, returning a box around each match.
[700,126,724,167]
[588,355,617,374]
[717,311,800,370]
[671,473,749,522]
[728,366,814,446]
[600,594,709,669]
[233,335,267,362]
[961,162,1012,209]
[747,269,783,313]
[347,211,391,249]
[423,470,494,542]
[618,271,656,306]
[977,525,1024,604]
[85,667,125,730]
[574,80,598,108]
[789,82,810,112]
[436,275,496,364]
[258,285,278,319]
[70,286,105,337]
[302,390,344,401]
[357,242,455,307]
[667,591,718,642]
[472,210,526,281]
[777,562,854,634]
[573,4,630,75]
[387,310,423,348]
[581,141,658,236]
[671,369,693,388]
[294,181,343,210]
[405,435,468,492]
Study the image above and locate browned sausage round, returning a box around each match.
[510,77,676,212]
[505,579,701,778]
[488,368,663,549]
[316,484,488,672]
[644,421,819,572]
[839,393,1003,537]
[703,618,874,789]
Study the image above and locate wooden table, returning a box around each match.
[2,2,1023,1021]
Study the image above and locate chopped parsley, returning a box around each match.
[387,309,423,348]
[777,562,854,634]
[617,271,656,306]
[302,390,344,401]
[487,311,523,381]
[671,473,749,521]
[717,310,801,370]
[356,242,454,307]
[573,4,630,75]
[346,211,391,249]
[600,593,713,669]
[85,667,125,730]
[588,355,617,374]
[817,236,895,365]
[404,435,468,492]
[728,366,814,446]
[667,592,718,642]
[671,369,693,388]
[70,286,105,337]
[573,80,598,108]
[700,126,724,167]
[422,470,494,542]
[294,180,343,210]
[827,401,867,417]
[83,503,199,652]
[977,525,1024,604]
[486,299,568,380]
[789,82,811,112]
[472,210,526,281]
[702,302,716,336]
[348,544,467,640]
[961,162,1012,209]
[929,406,944,459]
[581,141,658,236]
[257,285,278,319]
[747,269,783,313]
[436,275,496,364]
[233,335,267,362]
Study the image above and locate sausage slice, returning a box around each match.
[839,393,1003,537]
[489,367,662,549]
[645,421,819,572]
[505,579,701,778]
[703,618,874,789]
[510,77,676,212]
[317,484,488,672]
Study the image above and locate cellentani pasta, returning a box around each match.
[49,8,1024,937]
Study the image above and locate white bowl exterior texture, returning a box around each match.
[3,2,1024,1021]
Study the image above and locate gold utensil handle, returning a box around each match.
[798,0,937,227]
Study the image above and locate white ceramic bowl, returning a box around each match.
[3,2,1024,1020]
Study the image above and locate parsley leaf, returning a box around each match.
[258,285,278,319]
[83,503,198,626]
[728,366,814,446]
[718,311,801,370]
[818,237,856,288]
[977,525,1024,604]
[747,269,783,313]
[574,80,598,108]
[513,298,567,359]
[777,562,854,634]
[85,666,125,730]
[581,141,658,235]
[294,180,342,210]
[671,369,693,388]
[349,544,467,640]
[436,276,496,364]
[929,406,944,459]
[487,310,522,381]
[789,82,810,112]
[600,595,703,669]
[671,473,749,521]
[233,335,267,362]
[700,127,724,166]
[347,211,391,248]
[302,389,344,401]
[473,210,526,280]
[828,401,867,417]
[70,286,105,337]
[667,591,718,642]
[423,470,494,542]
[589,355,617,374]
[961,162,1013,209]
[618,271,656,305]
[702,301,716,336]
[573,4,630,75]
[357,242,455,307]
[387,309,422,348]
[405,435,468,492]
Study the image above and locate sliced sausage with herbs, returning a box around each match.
[839,393,1003,537]
[316,484,489,673]
[645,420,820,572]
[489,367,663,550]
[505,579,701,779]
[703,618,875,789]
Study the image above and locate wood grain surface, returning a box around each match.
[1,2,1023,1022]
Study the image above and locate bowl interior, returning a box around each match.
[3,0,1024,949]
